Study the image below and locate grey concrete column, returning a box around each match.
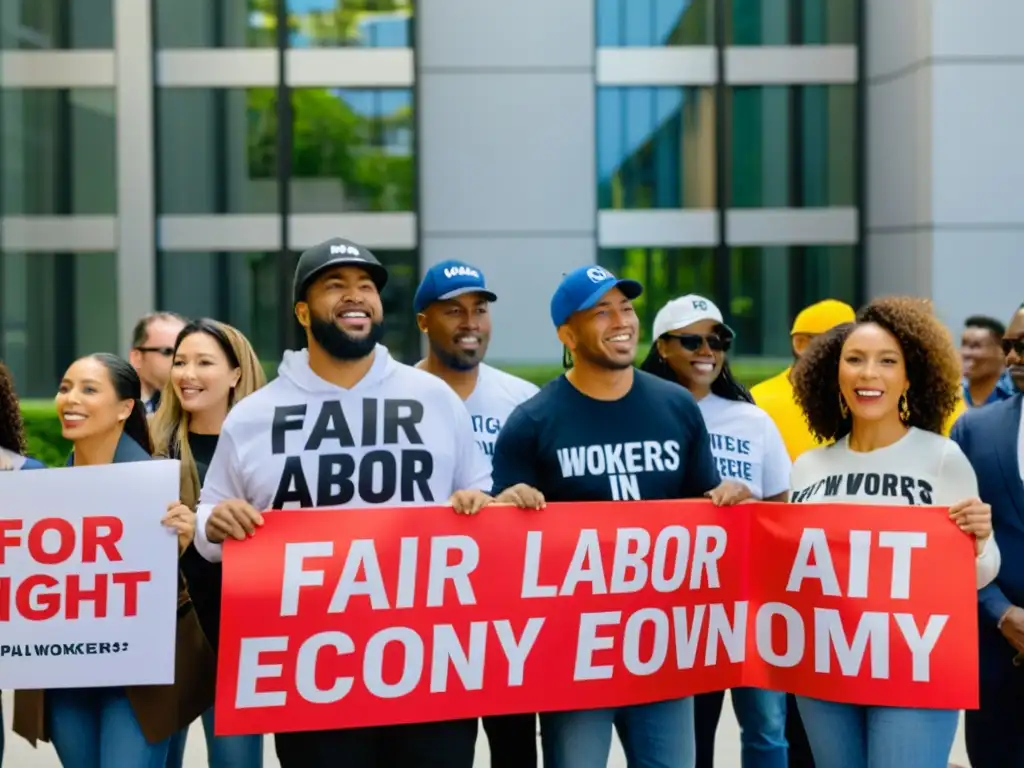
[865,0,1024,329]
[114,0,156,354]
[416,0,597,363]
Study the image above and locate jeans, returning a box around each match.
[694,688,788,768]
[165,707,263,768]
[48,687,171,768]
[540,697,694,768]
[795,696,958,768]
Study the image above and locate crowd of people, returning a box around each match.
[0,236,1021,768]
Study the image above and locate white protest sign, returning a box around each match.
[0,459,180,690]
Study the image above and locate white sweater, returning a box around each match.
[789,427,1000,589]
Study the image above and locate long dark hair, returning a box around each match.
[0,362,27,454]
[88,353,153,455]
[639,341,754,404]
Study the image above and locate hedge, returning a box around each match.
[20,358,786,467]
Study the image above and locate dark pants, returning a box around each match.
[482,713,538,768]
[784,694,816,768]
[275,718,478,768]
[966,674,1024,768]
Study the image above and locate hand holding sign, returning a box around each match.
[162,502,196,556]
[207,500,264,543]
[449,489,492,515]
[705,479,752,506]
[495,483,546,510]
[948,497,992,554]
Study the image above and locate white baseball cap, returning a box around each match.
[652,294,735,339]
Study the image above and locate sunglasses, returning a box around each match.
[136,346,174,357]
[1001,337,1024,357]
[667,333,731,352]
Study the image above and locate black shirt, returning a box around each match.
[179,432,224,653]
[491,371,721,502]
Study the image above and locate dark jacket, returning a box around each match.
[950,394,1024,682]
[14,434,216,746]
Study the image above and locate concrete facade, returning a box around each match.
[865,0,1024,332]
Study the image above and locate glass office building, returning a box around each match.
[0,0,863,397]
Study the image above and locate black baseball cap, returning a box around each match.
[292,237,389,305]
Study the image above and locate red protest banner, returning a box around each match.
[214,500,978,737]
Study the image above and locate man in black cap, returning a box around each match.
[194,237,495,767]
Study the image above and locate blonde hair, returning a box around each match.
[151,320,266,509]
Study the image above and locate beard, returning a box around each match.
[429,335,485,372]
[309,312,385,361]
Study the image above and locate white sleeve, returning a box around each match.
[194,426,245,564]
[760,412,793,498]
[976,535,1001,590]
[450,394,493,494]
[937,440,998,589]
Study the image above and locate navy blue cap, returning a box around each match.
[413,260,498,313]
[550,266,643,328]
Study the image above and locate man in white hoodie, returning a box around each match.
[193,237,494,768]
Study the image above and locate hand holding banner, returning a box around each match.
[215,500,979,736]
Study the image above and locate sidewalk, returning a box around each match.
[2,691,970,767]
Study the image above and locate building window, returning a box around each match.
[156,88,279,215]
[290,88,415,214]
[288,0,412,48]
[597,246,857,358]
[0,251,119,398]
[729,245,858,356]
[726,85,857,208]
[726,0,858,46]
[155,0,276,47]
[596,0,715,47]
[597,87,716,210]
[0,2,114,48]
[0,89,117,215]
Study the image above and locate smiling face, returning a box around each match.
[655,318,728,393]
[55,357,134,442]
[171,330,241,417]
[560,286,639,370]
[296,265,385,360]
[837,323,908,424]
[419,292,492,371]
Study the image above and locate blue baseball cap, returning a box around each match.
[413,260,498,313]
[550,266,643,328]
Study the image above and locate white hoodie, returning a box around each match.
[194,345,492,563]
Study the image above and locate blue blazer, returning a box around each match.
[951,393,1024,681]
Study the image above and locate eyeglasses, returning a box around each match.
[135,346,174,357]
[1001,337,1024,357]
[667,333,731,352]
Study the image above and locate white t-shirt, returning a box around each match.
[194,345,493,563]
[463,363,540,465]
[790,427,1000,588]
[697,394,791,500]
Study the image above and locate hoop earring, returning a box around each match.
[900,391,911,423]
[839,394,849,419]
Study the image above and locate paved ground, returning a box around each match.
[2,690,971,766]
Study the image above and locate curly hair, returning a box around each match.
[0,361,28,454]
[792,296,962,442]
